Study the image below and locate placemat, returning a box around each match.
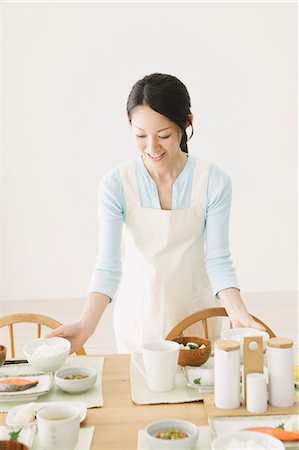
[0,356,104,412]
[138,426,212,450]
[130,353,203,405]
[32,426,95,450]
[204,393,299,417]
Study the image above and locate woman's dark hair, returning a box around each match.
[126,73,194,154]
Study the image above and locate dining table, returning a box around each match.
[81,354,208,449]
[0,354,209,449]
[2,353,298,450]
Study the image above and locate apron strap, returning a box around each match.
[191,160,210,208]
[119,160,141,208]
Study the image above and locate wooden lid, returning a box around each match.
[267,338,293,349]
[215,339,240,351]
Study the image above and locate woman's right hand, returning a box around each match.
[45,321,90,354]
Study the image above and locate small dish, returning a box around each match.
[0,426,36,450]
[171,337,211,366]
[6,401,87,427]
[0,345,7,368]
[55,367,97,393]
[23,337,70,373]
[144,419,198,450]
[0,373,52,402]
[184,366,214,390]
[211,430,285,450]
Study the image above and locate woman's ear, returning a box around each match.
[184,113,193,129]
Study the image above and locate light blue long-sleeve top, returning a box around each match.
[88,154,240,300]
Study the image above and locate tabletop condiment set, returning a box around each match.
[214,335,295,413]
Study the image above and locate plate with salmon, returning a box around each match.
[0,373,52,401]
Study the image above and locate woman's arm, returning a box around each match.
[46,292,110,353]
[46,168,124,353]
[205,166,264,330]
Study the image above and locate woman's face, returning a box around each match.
[130,105,184,168]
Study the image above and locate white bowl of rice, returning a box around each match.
[23,337,70,372]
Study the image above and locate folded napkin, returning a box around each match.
[130,353,204,405]
[32,426,95,450]
[0,356,104,412]
[138,426,212,450]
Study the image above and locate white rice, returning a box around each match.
[32,343,67,357]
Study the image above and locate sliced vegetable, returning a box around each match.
[186,342,199,349]
[243,427,299,442]
[193,378,201,384]
[9,429,22,441]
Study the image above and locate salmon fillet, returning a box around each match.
[0,377,39,392]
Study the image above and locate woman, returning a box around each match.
[48,73,265,353]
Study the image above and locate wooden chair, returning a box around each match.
[0,313,86,357]
[165,307,276,340]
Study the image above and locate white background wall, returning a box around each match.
[2,1,297,301]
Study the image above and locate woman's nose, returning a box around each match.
[146,136,160,153]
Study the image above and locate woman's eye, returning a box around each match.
[159,135,170,139]
[136,135,146,138]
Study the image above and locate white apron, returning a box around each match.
[113,158,220,353]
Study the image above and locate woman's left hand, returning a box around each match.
[230,312,266,331]
[218,288,266,331]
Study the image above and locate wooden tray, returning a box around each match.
[204,393,299,417]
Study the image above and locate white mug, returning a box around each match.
[132,340,180,392]
[37,404,80,450]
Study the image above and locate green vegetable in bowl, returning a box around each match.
[9,429,22,441]
[155,429,188,440]
[64,374,88,380]
[193,378,201,384]
[186,342,199,349]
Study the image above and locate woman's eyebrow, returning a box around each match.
[135,126,172,132]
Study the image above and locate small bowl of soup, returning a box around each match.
[54,367,97,393]
[145,419,198,449]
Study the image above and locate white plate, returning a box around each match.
[6,401,87,427]
[184,366,214,389]
[0,425,36,449]
[209,414,299,439]
[0,373,52,401]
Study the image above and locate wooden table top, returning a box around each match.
[0,354,208,449]
[84,354,208,449]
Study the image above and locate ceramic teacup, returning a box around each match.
[132,340,180,392]
[0,345,6,368]
[37,404,80,450]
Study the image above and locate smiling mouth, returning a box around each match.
[147,152,166,161]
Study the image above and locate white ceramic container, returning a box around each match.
[23,337,70,372]
[55,367,97,393]
[267,337,294,407]
[214,340,240,409]
[145,419,198,450]
[132,340,179,392]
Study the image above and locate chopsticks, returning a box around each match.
[3,359,28,365]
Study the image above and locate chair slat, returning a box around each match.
[9,324,15,358]
[202,318,208,339]
[0,313,86,356]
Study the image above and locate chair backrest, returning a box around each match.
[0,313,86,357]
[165,307,276,340]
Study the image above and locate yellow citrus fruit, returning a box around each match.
[294,365,299,382]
